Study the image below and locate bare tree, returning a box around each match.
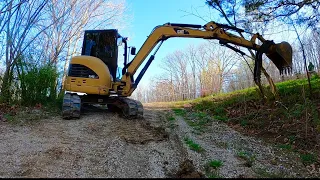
[39,0,127,91]
[205,0,280,98]
[133,41,240,103]
[0,0,50,103]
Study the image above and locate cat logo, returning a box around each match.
[177,30,184,34]
[174,28,189,34]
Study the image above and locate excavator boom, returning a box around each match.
[119,21,292,96]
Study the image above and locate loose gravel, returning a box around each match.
[0,105,317,178]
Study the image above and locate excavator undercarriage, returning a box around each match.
[62,93,143,119]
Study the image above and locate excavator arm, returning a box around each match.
[118,21,292,96]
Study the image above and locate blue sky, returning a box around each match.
[116,0,298,87]
[119,0,216,86]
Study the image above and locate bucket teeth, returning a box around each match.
[280,67,293,76]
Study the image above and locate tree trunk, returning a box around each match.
[261,66,279,99]
[1,64,15,103]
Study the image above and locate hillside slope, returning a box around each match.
[145,75,320,172]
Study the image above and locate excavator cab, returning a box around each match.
[81,29,122,81]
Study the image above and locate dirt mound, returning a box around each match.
[174,160,204,178]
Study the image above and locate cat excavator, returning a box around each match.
[62,21,292,119]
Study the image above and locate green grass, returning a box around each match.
[181,111,212,133]
[165,76,320,160]
[213,115,228,122]
[208,160,223,168]
[204,160,223,178]
[240,119,248,126]
[288,135,296,143]
[207,172,222,178]
[172,108,187,116]
[167,116,175,121]
[169,76,320,120]
[3,114,14,122]
[237,150,256,167]
[159,75,320,164]
[277,144,292,150]
[300,153,317,165]
[155,75,320,112]
[184,137,204,152]
[165,112,176,129]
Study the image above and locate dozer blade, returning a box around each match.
[107,97,144,119]
[266,41,293,74]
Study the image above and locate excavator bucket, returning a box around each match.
[266,41,293,74]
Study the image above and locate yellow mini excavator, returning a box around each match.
[62,21,293,119]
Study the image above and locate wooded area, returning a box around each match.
[0,0,126,105]
[0,0,319,106]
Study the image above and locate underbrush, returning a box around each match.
[0,103,60,124]
[0,61,64,123]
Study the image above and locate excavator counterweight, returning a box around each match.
[62,21,292,119]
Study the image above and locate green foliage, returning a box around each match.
[162,77,320,161]
[18,62,58,106]
[168,116,175,121]
[277,144,292,150]
[172,108,187,116]
[165,112,176,129]
[208,160,223,168]
[311,73,320,81]
[193,112,207,119]
[205,159,223,178]
[288,135,296,143]
[300,153,317,165]
[240,119,248,126]
[237,150,256,167]
[207,172,222,178]
[214,115,228,122]
[0,65,16,104]
[184,137,204,152]
[3,114,13,122]
[56,90,65,110]
[183,111,211,133]
[185,76,320,122]
[214,106,226,116]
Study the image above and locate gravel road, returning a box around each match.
[0,105,317,178]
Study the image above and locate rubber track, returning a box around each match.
[62,93,81,119]
[61,93,143,119]
[117,97,144,119]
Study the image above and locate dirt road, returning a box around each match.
[0,105,317,178]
